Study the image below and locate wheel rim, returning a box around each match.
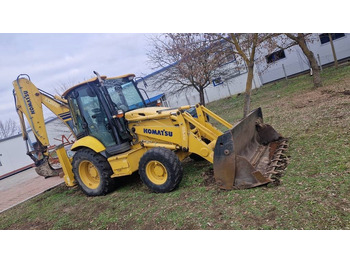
[79,160,100,189]
[146,160,168,185]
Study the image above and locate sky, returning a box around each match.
[0,33,156,125]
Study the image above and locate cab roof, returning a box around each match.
[62,73,135,97]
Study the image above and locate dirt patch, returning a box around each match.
[6,219,54,230]
[340,90,350,95]
[201,168,216,187]
[290,89,332,109]
[277,77,350,112]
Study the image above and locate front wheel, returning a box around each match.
[72,148,115,196]
[139,147,183,193]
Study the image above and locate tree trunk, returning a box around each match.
[328,33,338,69]
[297,36,322,88]
[199,88,206,106]
[243,63,254,117]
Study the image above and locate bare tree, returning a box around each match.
[215,33,274,117]
[54,78,80,95]
[0,119,20,139]
[282,34,322,88]
[147,33,231,106]
[328,33,338,69]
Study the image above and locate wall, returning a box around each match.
[0,118,74,177]
[256,34,350,84]
[0,134,33,177]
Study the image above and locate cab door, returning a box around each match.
[67,84,116,148]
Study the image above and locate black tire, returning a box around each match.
[72,148,115,196]
[139,147,183,193]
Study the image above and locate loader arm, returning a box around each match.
[12,74,74,177]
[127,104,288,190]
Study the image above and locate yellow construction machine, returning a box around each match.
[13,72,288,196]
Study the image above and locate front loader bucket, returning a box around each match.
[213,107,287,189]
[35,158,63,178]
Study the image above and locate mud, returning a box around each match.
[201,168,216,187]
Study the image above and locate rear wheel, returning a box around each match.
[72,148,115,196]
[139,147,183,193]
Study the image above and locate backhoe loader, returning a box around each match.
[13,72,288,196]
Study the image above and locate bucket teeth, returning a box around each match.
[266,138,289,184]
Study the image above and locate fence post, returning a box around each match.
[204,90,210,103]
[185,94,190,105]
[282,64,288,81]
[226,84,232,96]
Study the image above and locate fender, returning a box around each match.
[71,136,106,153]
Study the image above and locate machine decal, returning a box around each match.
[24,90,35,114]
[58,112,71,120]
[143,128,173,137]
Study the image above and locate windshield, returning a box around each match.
[104,78,145,112]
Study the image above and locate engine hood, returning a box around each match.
[125,107,174,121]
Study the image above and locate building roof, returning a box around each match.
[137,62,177,82]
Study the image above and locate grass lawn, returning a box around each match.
[1,64,349,230]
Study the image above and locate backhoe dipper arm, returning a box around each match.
[12,74,73,168]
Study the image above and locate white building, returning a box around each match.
[137,57,262,107]
[255,33,350,84]
[0,117,73,178]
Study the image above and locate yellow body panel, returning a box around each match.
[108,144,147,177]
[56,144,76,187]
[124,105,229,164]
[61,76,106,97]
[126,107,189,150]
[71,136,106,152]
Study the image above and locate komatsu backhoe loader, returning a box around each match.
[13,72,288,196]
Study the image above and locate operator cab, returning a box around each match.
[63,73,146,155]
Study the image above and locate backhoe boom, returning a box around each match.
[13,74,74,177]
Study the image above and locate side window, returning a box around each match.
[319,33,345,44]
[105,79,145,111]
[68,96,85,136]
[75,85,115,147]
[122,82,143,109]
[266,49,286,64]
[79,95,101,128]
